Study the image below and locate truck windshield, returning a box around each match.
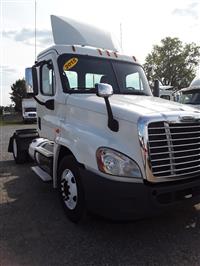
[179,90,200,105]
[58,54,151,95]
[25,107,36,112]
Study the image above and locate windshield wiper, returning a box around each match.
[121,87,149,95]
[122,90,149,96]
[68,87,148,96]
[185,102,200,105]
[68,87,96,93]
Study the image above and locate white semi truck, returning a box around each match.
[22,98,37,123]
[8,16,200,222]
[177,75,200,109]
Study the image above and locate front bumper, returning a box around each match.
[23,117,37,121]
[79,168,200,220]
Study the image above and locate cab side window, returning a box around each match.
[41,62,55,96]
[126,72,143,91]
[85,73,103,88]
[65,70,78,89]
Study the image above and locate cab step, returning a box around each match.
[31,166,52,182]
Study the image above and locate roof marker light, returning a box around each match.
[132,56,136,61]
[98,49,103,55]
[106,50,111,56]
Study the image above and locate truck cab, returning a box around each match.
[22,98,37,123]
[8,16,200,222]
[177,76,200,109]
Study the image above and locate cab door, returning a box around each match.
[37,58,56,140]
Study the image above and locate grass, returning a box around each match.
[0,118,23,126]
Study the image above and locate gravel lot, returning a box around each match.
[1,124,200,266]
[0,123,35,161]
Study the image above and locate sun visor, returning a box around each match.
[51,15,119,51]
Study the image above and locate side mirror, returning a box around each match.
[96,83,113,98]
[153,79,159,97]
[32,67,39,95]
[25,68,34,94]
[95,83,118,132]
[25,67,38,96]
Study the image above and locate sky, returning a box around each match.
[0,0,200,106]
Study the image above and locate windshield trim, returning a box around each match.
[57,53,151,96]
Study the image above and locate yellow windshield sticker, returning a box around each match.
[63,58,78,71]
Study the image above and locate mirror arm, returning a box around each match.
[104,97,119,132]
[45,99,54,110]
[33,97,54,110]
[153,79,160,97]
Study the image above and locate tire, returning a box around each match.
[12,137,28,164]
[58,155,85,223]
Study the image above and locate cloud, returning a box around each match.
[0,66,18,88]
[0,65,17,74]
[172,2,199,20]
[2,28,53,47]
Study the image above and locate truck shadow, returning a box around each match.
[1,160,200,265]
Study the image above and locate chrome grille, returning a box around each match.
[28,113,36,117]
[148,121,200,179]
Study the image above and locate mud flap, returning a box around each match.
[8,129,39,163]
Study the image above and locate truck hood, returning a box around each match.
[68,94,200,123]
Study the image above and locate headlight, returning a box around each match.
[96,147,142,178]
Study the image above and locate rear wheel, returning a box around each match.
[12,137,27,164]
[58,155,85,223]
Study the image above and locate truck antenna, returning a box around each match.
[120,22,123,50]
[34,0,37,62]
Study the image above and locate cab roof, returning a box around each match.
[180,75,200,92]
[190,76,200,89]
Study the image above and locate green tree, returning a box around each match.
[0,106,3,116]
[10,79,27,112]
[144,37,200,89]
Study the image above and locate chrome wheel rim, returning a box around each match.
[61,169,78,210]
[13,139,17,158]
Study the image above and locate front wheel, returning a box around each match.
[58,155,85,223]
